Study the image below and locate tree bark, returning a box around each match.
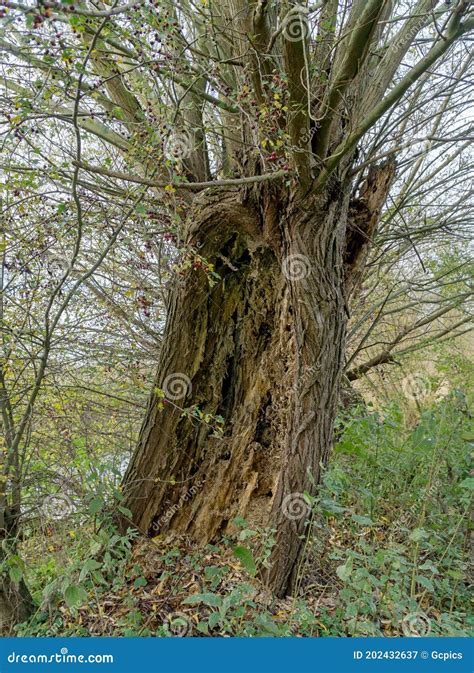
[0,508,35,633]
[0,573,34,634]
[122,169,387,596]
[266,186,350,594]
[0,449,35,631]
[123,188,294,546]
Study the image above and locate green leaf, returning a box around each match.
[92,571,108,586]
[302,491,313,505]
[182,592,222,608]
[233,546,257,576]
[459,477,474,491]
[64,584,88,608]
[118,506,133,519]
[336,558,353,582]
[232,515,247,529]
[418,561,439,574]
[351,514,374,526]
[254,613,285,636]
[321,498,347,515]
[409,528,429,542]
[88,496,104,515]
[208,612,221,629]
[9,566,23,584]
[196,621,209,634]
[79,559,102,581]
[416,575,434,593]
[133,577,147,589]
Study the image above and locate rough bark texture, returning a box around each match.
[0,575,34,634]
[0,501,35,632]
[124,188,294,545]
[266,183,351,593]
[345,161,396,296]
[123,165,393,596]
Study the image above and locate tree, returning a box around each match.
[0,67,163,623]
[1,0,472,600]
[0,154,154,623]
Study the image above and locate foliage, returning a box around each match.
[304,391,472,636]
[13,390,472,637]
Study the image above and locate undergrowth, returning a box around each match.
[15,391,472,637]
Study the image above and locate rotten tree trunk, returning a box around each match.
[123,189,294,546]
[122,168,390,596]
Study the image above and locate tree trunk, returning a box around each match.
[0,574,34,634]
[0,486,34,636]
[0,508,35,633]
[123,181,352,596]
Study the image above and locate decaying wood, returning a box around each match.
[344,161,396,297]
